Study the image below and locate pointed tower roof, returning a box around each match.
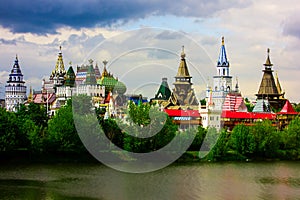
[264,48,273,67]
[55,46,65,73]
[278,100,298,115]
[7,55,25,83]
[50,46,66,79]
[101,60,109,78]
[208,89,214,107]
[28,86,33,103]
[256,49,282,97]
[65,62,75,87]
[85,59,97,85]
[217,37,229,67]
[233,77,240,92]
[253,99,272,113]
[175,46,191,78]
[94,62,101,79]
[154,77,171,100]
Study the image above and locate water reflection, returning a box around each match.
[0,162,299,200]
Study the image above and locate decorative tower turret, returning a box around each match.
[85,59,97,85]
[5,55,27,111]
[211,37,233,110]
[255,48,285,109]
[50,46,66,89]
[165,46,198,108]
[65,62,75,87]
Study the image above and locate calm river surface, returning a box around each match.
[0,161,299,200]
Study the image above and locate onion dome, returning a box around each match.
[97,60,127,94]
[114,80,127,94]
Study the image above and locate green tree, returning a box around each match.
[245,98,254,112]
[229,124,256,157]
[0,108,19,151]
[188,126,207,151]
[128,101,151,126]
[206,129,229,161]
[47,100,84,152]
[251,120,280,158]
[16,103,48,128]
[281,117,300,159]
[101,118,124,149]
[123,102,177,153]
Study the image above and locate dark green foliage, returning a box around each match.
[229,124,256,157]
[16,103,48,128]
[101,118,124,149]
[0,107,19,151]
[206,129,229,161]
[188,126,207,151]
[200,98,206,106]
[292,103,300,112]
[281,117,300,159]
[123,115,177,153]
[1,98,300,162]
[47,100,84,152]
[250,120,280,158]
[122,102,178,153]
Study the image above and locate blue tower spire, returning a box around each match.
[217,37,229,67]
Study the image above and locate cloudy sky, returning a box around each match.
[0,0,300,102]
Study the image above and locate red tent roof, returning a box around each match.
[221,110,276,120]
[164,109,200,117]
[277,100,298,115]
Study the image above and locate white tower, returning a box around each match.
[200,37,232,130]
[5,56,27,111]
[211,37,232,110]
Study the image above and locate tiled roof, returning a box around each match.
[164,109,200,117]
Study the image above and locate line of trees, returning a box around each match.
[0,98,299,161]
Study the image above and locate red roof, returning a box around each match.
[164,109,200,117]
[33,93,56,104]
[277,100,298,115]
[221,110,276,120]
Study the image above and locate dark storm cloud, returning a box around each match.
[0,0,251,34]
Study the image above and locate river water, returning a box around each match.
[0,161,299,200]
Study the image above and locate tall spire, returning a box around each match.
[176,45,191,78]
[85,59,97,85]
[264,48,273,68]
[28,86,33,102]
[235,77,239,92]
[217,37,229,67]
[102,60,109,78]
[55,46,65,73]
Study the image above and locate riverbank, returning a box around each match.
[1,150,299,165]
